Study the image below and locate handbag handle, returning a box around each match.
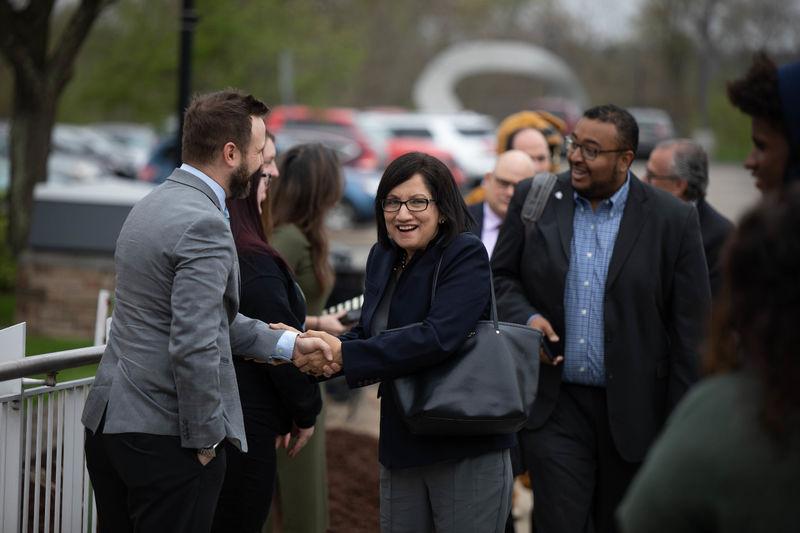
[431,252,500,330]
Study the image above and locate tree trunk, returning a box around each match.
[1,0,112,256]
[7,76,55,255]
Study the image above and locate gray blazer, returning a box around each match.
[81,169,282,452]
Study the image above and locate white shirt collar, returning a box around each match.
[180,163,227,213]
[483,201,504,230]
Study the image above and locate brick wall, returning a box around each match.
[15,251,115,340]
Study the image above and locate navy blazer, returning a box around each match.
[492,172,710,462]
[340,232,515,469]
[467,201,484,239]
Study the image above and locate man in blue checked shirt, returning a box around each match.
[492,104,710,533]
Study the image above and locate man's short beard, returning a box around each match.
[230,162,256,199]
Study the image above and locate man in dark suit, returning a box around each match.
[645,139,734,295]
[468,149,537,257]
[492,104,711,533]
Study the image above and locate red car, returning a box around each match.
[385,137,467,188]
[266,106,380,171]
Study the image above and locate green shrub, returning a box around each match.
[709,87,752,162]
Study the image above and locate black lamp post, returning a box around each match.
[176,0,198,165]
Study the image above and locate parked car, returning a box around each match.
[1,122,114,191]
[137,134,178,184]
[267,106,380,171]
[357,111,496,186]
[628,107,676,159]
[52,124,137,178]
[384,137,467,188]
[93,122,157,173]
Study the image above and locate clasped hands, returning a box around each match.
[271,323,343,377]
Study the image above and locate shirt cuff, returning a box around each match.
[273,331,298,362]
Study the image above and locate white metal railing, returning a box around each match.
[0,290,361,532]
[3,379,98,533]
[1,321,104,533]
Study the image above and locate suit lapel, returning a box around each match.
[362,247,396,334]
[554,176,574,261]
[166,168,224,212]
[606,175,649,290]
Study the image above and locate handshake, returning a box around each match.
[272,323,343,378]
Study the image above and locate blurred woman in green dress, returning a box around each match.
[263,142,347,533]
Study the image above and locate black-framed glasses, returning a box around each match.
[381,197,435,212]
[565,137,628,161]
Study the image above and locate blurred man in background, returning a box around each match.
[646,139,733,295]
[469,149,537,257]
[504,127,551,172]
[728,52,800,193]
[466,110,564,205]
[496,110,566,172]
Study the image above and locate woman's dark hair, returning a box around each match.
[727,52,788,137]
[375,152,473,249]
[705,183,800,439]
[269,143,343,291]
[227,171,287,269]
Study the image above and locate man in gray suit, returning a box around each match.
[82,90,331,533]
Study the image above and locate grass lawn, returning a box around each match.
[26,336,98,382]
[0,291,13,326]
[2,291,97,382]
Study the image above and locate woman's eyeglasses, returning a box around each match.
[381,198,435,212]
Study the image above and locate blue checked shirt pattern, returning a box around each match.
[562,175,630,386]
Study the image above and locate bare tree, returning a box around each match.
[0,0,113,255]
[637,0,800,131]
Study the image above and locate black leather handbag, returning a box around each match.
[391,257,542,436]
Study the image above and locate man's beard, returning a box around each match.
[229,162,257,199]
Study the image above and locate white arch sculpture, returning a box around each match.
[413,40,589,112]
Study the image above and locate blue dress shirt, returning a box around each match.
[562,175,630,386]
[179,164,298,362]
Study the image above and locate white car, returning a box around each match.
[358,111,497,183]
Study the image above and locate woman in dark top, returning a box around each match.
[211,144,321,533]
[299,152,516,532]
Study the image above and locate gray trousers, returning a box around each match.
[379,449,513,533]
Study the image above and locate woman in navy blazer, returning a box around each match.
[302,152,515,532]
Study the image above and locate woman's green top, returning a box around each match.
[271,223,331,315]
[618,372,800,533]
